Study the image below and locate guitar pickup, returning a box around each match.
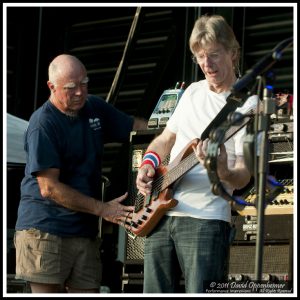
[130,221,138,228]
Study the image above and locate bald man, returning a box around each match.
[14,54,146,293]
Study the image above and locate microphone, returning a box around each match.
[231,37,293,96]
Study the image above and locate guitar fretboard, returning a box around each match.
[159,154,199,190]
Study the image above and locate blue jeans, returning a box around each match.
[143,216,231,293]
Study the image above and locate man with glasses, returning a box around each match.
[14,54,146,293]
[136,14,257,293]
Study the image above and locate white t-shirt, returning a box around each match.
[166,80,258,222]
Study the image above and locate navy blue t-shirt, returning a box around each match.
[15,95,134,237]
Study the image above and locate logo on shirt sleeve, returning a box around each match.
[89,118,102,130]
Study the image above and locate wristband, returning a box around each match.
[140,151,161,169]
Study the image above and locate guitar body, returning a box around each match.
[130,138,199,237]
[130,184,177,237]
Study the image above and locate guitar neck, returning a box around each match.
[160,152,199,190]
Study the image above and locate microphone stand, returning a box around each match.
[254,84,276,281]
[229,37,292,281]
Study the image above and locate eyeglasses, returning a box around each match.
[58,77,89,91]
[192,51,223,64]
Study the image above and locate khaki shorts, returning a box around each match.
[14,229,102,289]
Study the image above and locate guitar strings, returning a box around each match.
[151,153,198,192]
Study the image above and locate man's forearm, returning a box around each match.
[145,128,176,164]
[39,178,102,216]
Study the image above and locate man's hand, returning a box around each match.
[216,144,231,180]
[101,192,135,230]
[136,164,155,196]
[192,138,209,165]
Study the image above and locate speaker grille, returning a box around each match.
[269,141,293,153]
[126,236,145,261]
[229,243,290,274]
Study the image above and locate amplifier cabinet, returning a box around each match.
[118,130,162,265]
[228,241,293,283]
[232,214,293,241]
